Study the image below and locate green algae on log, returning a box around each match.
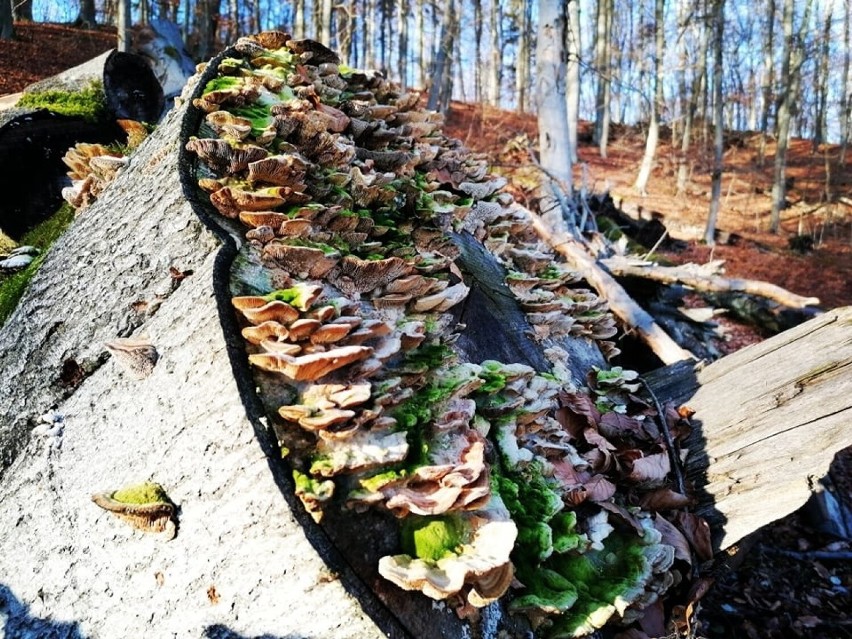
[91,481,176,540]
[182,31,689,638]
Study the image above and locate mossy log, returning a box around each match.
[0,50,164,238]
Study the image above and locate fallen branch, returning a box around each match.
[601,255,821,309]
[523,207,696,365]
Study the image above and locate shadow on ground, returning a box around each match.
[0,583,85,639]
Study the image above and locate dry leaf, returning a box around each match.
[584,474,616,502]
[638,599,666,637]
[599,412,647,440]
[640,487,692,511]
[653,515,692,564]
[674,512,714,561]
[628,452,671,484]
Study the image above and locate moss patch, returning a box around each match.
[0,204,75,325]
[112,482,171,505]
[401,515,464,562]
[17,80,106,122]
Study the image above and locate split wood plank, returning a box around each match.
[646,306,852,551]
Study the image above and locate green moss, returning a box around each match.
[203,75,244,94]
[112,482,170,505]
[359,468,408,492]
[551,511,583,554]
[293,469,334,499]
[400,515,464,562]
[510,568,579,614]
[262,283,318,311]
[17,80,106,122]
[0,204,75,326]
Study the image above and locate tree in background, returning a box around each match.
[536,0,572,233]
[705,0,726,244]
[565,0,580,164]
[769,0,814,233]
[634,0,666,195]
[0,0,12,39]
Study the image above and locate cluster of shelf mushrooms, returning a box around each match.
[61,120,148,209]
[185,32,682,638]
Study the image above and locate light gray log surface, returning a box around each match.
[0,91,390,638]
[649,307,852,551]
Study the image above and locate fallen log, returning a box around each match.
[0,49,164,238]
[644,306,852,551]
[602,255,820,309]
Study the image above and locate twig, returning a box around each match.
[642,228,669,261]
[640,377,686,495]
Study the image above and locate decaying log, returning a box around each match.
[645,306,852,551]
[527,209,696,365]
[0,50,164,238]
[602,255,821,309]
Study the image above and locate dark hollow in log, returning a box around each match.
[0,50,164,238]
[0,109,123,238]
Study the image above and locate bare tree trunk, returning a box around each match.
[842,0,851,165]
[566,0,580,163]
[336,4,354,64]
[515,0,529,112]
[676,0,710,197]
[593,0,612,157]
[473,0,483,102]
[536,0,572,233]
[76,0,97,25]
[758,0,776,167]
[117,0,131,52]
[489,0,502,106]
[294,0,305,38]
[0,0,13,40]
[811,1,832,152]
[769,0,814,233]
[365,0,376,69]
[320,0,333,45]
[426,0,455,112]
[705,0,725,245]
[416,0,425,89]
[634,0,665,195]
[397,0,409,87]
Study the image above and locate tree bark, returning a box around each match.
[293,0,305,39]
[645,307,852,551]
[117,0,131,52]
[515,0,529,113]
[758,0,776,167]
[0,0,12,40]
[76,0,97,26]
[634,0,665,196]
[593,0,612,157]
[704,0,725,245]
[565,0,580,163]
[769,0,814,233]
[426,0,455,112]
[536,0,572,233]
[811,1,832,152]
[841,0,851,165]
[488,0,502,106]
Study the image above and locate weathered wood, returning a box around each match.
[602,255,821,309]
[526,208,696,365]
[646,307,852,551]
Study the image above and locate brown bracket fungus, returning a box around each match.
[104,337,159,379]
[91,482,176,540]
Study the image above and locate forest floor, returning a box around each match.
[2,21,851,639]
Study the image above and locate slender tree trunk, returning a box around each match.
[841,0,851,165]
[365,0,376,69]
[473,0,483,103]
[705,0,726,245]
[0,0,12,39]
[337,4,354,64]
[397,0,409,87]
[294,0,305,38]
[811,1,832,152]
[515,0,529,112]
[320,0,333,45]
[117,0,131,52]
[76,0,97,25]
[566,0,580,163]
[489,0,502,106]
[634,0,665,195]
[677,0,710,197]
[427,0,455,112]
[593,0,613,157]
[416,0,425,88]
[769,0,814,233]
[536,0,572,233]
[758,0,776,167]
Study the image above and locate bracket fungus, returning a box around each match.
[91,482,176,540]
[184,33,688,637]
